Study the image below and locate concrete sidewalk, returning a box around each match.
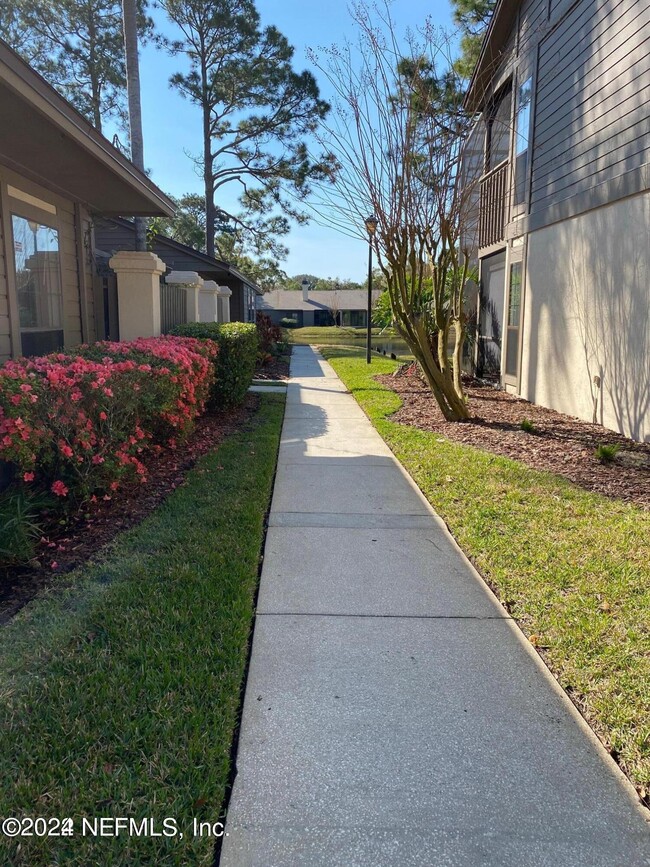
[220,345,650,866]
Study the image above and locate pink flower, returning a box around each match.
[99,411,107,421]
[50,561,58,570]
[23,471,35,482]
[51,480,69,497]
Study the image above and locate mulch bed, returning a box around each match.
[378,370,650,509]
[0,395,261,625]
[254,355,290,381]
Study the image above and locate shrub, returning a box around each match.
[595,443,620,464]
[256,313,288,363]
[280,317,299,328]
[520,418,535,433]
[0,335,216,508]
[170,322,259,407]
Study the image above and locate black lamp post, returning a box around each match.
[364,214,378,364]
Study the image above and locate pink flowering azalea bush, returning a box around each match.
[0,336,217,507]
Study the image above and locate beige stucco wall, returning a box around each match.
[521,190,650,442]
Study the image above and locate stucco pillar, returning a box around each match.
[216,286,232,323]
[109,250,166,341]
[198,280,220,323]
[166,270,204,323]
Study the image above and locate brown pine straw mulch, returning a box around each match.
[0,395,261,625]
[377,369,650,510]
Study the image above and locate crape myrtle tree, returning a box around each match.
[311,3,477,421]
[157,0,337,259]
[5,0,152,134]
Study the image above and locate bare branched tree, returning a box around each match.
[310,2,478,420]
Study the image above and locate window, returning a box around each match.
[513,77,532,206]
[487,84,512,171]
[505,261,522,377]
[12,214,64,356]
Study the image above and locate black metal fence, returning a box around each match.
[160,279,187,334]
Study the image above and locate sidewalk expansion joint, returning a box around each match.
[256,612,512,620]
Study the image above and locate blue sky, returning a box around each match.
[132,0,457,282]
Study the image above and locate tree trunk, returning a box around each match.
[201,59,216,258]
[452,318,465,400]
[122,0,146,252]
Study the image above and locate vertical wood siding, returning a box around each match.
[531,0,650,210]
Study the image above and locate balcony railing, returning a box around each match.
[479,160,508,248]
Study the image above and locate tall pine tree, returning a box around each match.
[158,0,335,257]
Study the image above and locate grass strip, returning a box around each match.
[321,346,650,799]
[0,393,285,865]
[288,326,397,345]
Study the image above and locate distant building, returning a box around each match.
[257,288,382,327]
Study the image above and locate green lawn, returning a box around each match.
[321,346,650,801]
[288,325,397,345]
[0,394,285,865]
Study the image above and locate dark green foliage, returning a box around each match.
[520,419,535,433]
[171,322,259,407]
[450,0,497,79]
[280,317,299,328]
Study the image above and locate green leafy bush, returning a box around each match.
[170,322,259,407]
[520,418,535,433]
[280,317,299,328]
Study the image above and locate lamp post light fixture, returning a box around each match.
[364,214,378,364]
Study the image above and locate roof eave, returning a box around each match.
[463,0,520,114]
[0,40,175,217]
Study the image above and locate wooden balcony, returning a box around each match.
[478,161,508,249]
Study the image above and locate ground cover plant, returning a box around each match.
[0,393,285,865]
[320,345,650,804]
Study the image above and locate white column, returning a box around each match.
[199,280,220,323]
[216,286,232,323]
[109,250,166,341]
[165,270,204,323]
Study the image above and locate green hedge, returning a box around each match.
[170,322,259,407]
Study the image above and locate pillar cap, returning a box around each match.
[109,250,166,275]
[165,270,204,287]
[216,285,232,297]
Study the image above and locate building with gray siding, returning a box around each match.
[257,288,382,328]
[464,0,649,441]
